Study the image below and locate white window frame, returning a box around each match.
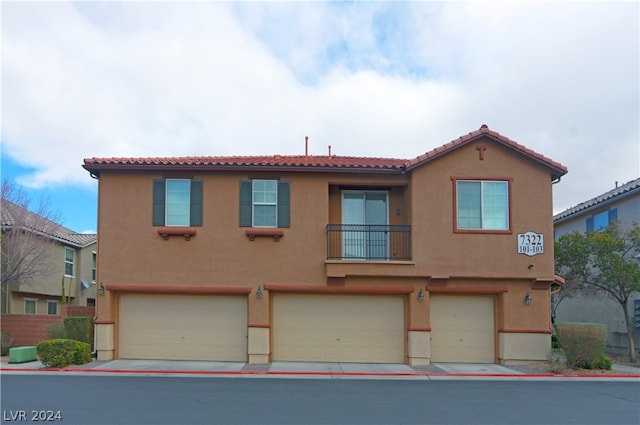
[47,300,60,315]
[24,298,38,315]
[64,247,75,277]
[456,179,510,231]
[92,251,97,283]
[252,180,278,228]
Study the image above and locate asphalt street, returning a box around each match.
[2,374,639,425]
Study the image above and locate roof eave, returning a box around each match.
[553,185,640,223]
[82,163,407,175]
[406,129,568,180]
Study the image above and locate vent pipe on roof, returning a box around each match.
[328,145,332,156]
[615,181,619,188]
[305,136,309,156]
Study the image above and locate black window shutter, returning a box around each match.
[152,179,166,226]
[608,208,617,223]
[586,216,594,232]
[239,180,252,227]
[278,180,290,228]
[190,179,203,226]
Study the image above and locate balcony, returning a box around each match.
[326,224,412,261]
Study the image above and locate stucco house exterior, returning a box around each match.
[1,198,97,314]
[553,177,640,355]
[83,125,567,365]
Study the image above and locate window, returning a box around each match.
[65,248,75,277]
[92,252,97,282]
[253,180,278,227]
[456,180,509,231]
[587,208,617,231]
[24,299,37,315]
[47,301,59,315]
[152,179,203,226]
[239,180,290,228]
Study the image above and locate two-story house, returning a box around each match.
[83,125,567,365]
[553,178,640,355]
[1,198,97,314]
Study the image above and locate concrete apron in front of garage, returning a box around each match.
[85,360,522,375]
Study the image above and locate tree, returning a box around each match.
[555,221,640,362]
[1,180,63,310]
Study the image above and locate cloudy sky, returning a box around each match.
[2,1,638,233]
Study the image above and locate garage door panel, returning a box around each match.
[430,295,494,363]
[273,294,404,363]
[119,294,247,361]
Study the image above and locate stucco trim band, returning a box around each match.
[426,286,509,294]
[106,284,252,294]
[264,284,415,294]
[499,328,553,334]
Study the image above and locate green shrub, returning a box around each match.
[551,334,561,349]
[63,316,94,350]
[45,323,66,339]
[555,322,607,369]
[36,339,91,368]
[594,354,613,370]
[1,331,15,356]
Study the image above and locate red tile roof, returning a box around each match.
[83,125,568,180]
[406,125,567,180]
[84,155,407,171]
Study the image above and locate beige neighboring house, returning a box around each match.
[553,177,640,355]
[1,198,97,315]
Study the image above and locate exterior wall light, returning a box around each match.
[524,293,532,305]
[417,289,424,302]
[256,286,263,299]
[98,283,105,295]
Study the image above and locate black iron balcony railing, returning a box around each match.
[326,224,412,261]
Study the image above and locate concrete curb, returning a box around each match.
[2,366,639,380]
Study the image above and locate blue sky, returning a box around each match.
[2,1,639,233]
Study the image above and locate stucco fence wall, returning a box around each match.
[1,305,95,347]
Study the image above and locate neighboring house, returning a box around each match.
[1,198,97,314]
[553,177,640,355]
[83,125,567,365]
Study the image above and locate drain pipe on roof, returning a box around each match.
[552,176,562,184]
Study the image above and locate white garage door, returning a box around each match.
[430,295,495,363]
[273,294,405,363]
[119,294,247,361]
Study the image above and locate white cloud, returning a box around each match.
[2,1,638,216]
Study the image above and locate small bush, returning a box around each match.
[594,354,613,370]
[36,339,91,368]
[45,323,66,339]
[1,331,16,356]
[555,322,607,369]
[551,334,561,349]
[63,317,94,350]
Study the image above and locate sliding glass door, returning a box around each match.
[342,191,388,259]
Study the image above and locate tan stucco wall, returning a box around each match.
[409,138,556,279]
[499,332,551,363]
[2,241,96,314]
[93,136,559,363]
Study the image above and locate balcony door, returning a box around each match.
[342,191,388,259]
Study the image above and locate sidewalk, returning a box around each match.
[2,357,639,380]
